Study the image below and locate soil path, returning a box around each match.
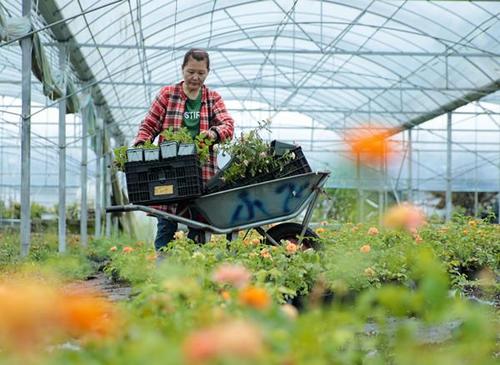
[63,272,132,302]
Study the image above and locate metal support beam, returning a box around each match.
[446,112,453,221]
[95,124,102,238]
[20,0,32,257]
[356,153,364,223]
[58,43,67,254]
[80,106,88,247]
[105,152,111,237]
[43,43,500,58]
[408,129,413,202]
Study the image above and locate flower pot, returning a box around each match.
[126,148,143,162]
[178,143,196,156]
[160,141,178,159]
[144,148,160,161]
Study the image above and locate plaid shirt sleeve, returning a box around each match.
[133,86,169,145]
[208,90,234,142]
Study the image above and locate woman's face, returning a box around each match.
[182,57,208,92]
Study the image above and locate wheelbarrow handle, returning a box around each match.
[105,205,138,213]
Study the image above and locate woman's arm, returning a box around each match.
[208,91,234,143]
[133,87,169,145]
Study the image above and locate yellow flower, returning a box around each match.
[364,267,376,277]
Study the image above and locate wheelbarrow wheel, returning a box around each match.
[264,222,320,250]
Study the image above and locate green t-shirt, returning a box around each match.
[183,89,202,138]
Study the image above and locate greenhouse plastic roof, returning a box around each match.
[1,0,499,143]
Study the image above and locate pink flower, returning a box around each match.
[383,203,426,232]
[212,264,251,288]
[183,320,263,363]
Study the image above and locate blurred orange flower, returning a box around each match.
[183,320,263,364]
[109,246,117,252]
[360,244,371,253]
[122,246,134,253]
[345,126,395,166]
[0,280,120,353]
[316,227,326,234]
[383,203,426,232]
[57,292,118,339]
[285,241,299,254]
[212,263,251,288]
[260,248,272,259]
[238,286,271,310]
[367,227,379,236]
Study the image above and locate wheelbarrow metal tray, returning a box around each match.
[193,172,328,230]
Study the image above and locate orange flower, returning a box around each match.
[122,246,134,253]
[345,125,396,166]
[146,253,158,262]
[260,248,271,259]
[57,293,118,339]
[316,227,326,234]
[212,263,251,288]
[359,244,371,253]
[367,227,379,236]
[238,286,271,310]
[251,238,261,245]
[285,241,299,254]
[221,291,231,301]
[0,282,58,351]
[109,246,117,252]
[183,320,263,363]
[414,234,423,244]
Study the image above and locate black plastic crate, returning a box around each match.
[125,155,203,205]
[205,146,311,194]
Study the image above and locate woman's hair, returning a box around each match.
[182,48,210,70]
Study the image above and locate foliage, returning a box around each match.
[219,120,293,184]
[0,216,498,365]
[113,145,128,171]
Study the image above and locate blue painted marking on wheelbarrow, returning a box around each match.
[275,181,310,213]
[231,190,270,223]
[193,173,325,230]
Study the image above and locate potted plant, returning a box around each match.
[142,140,160,161]
[126,147,143,163]
[160,127,212,162]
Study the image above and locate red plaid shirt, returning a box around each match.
[134,81,234,212]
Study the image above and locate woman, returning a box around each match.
[134,48,234,251]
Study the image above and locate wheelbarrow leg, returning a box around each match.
[226,231,239,242]
[255,226,279,246]
[299,187,322,245]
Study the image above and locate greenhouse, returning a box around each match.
[0,1,499,364]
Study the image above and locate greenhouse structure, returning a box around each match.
[0,1,499,364]
[1,0,499,255]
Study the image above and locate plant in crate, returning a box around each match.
[113,146,128,172]
[219,120,294,184]
[160,127,212,163]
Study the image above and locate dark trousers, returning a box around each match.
[154,217,205,251]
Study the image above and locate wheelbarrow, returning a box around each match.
[106,171,330,249]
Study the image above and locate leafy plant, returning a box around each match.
[219,119,294,183]
[160,126,212,163]
[113,145,128,171]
